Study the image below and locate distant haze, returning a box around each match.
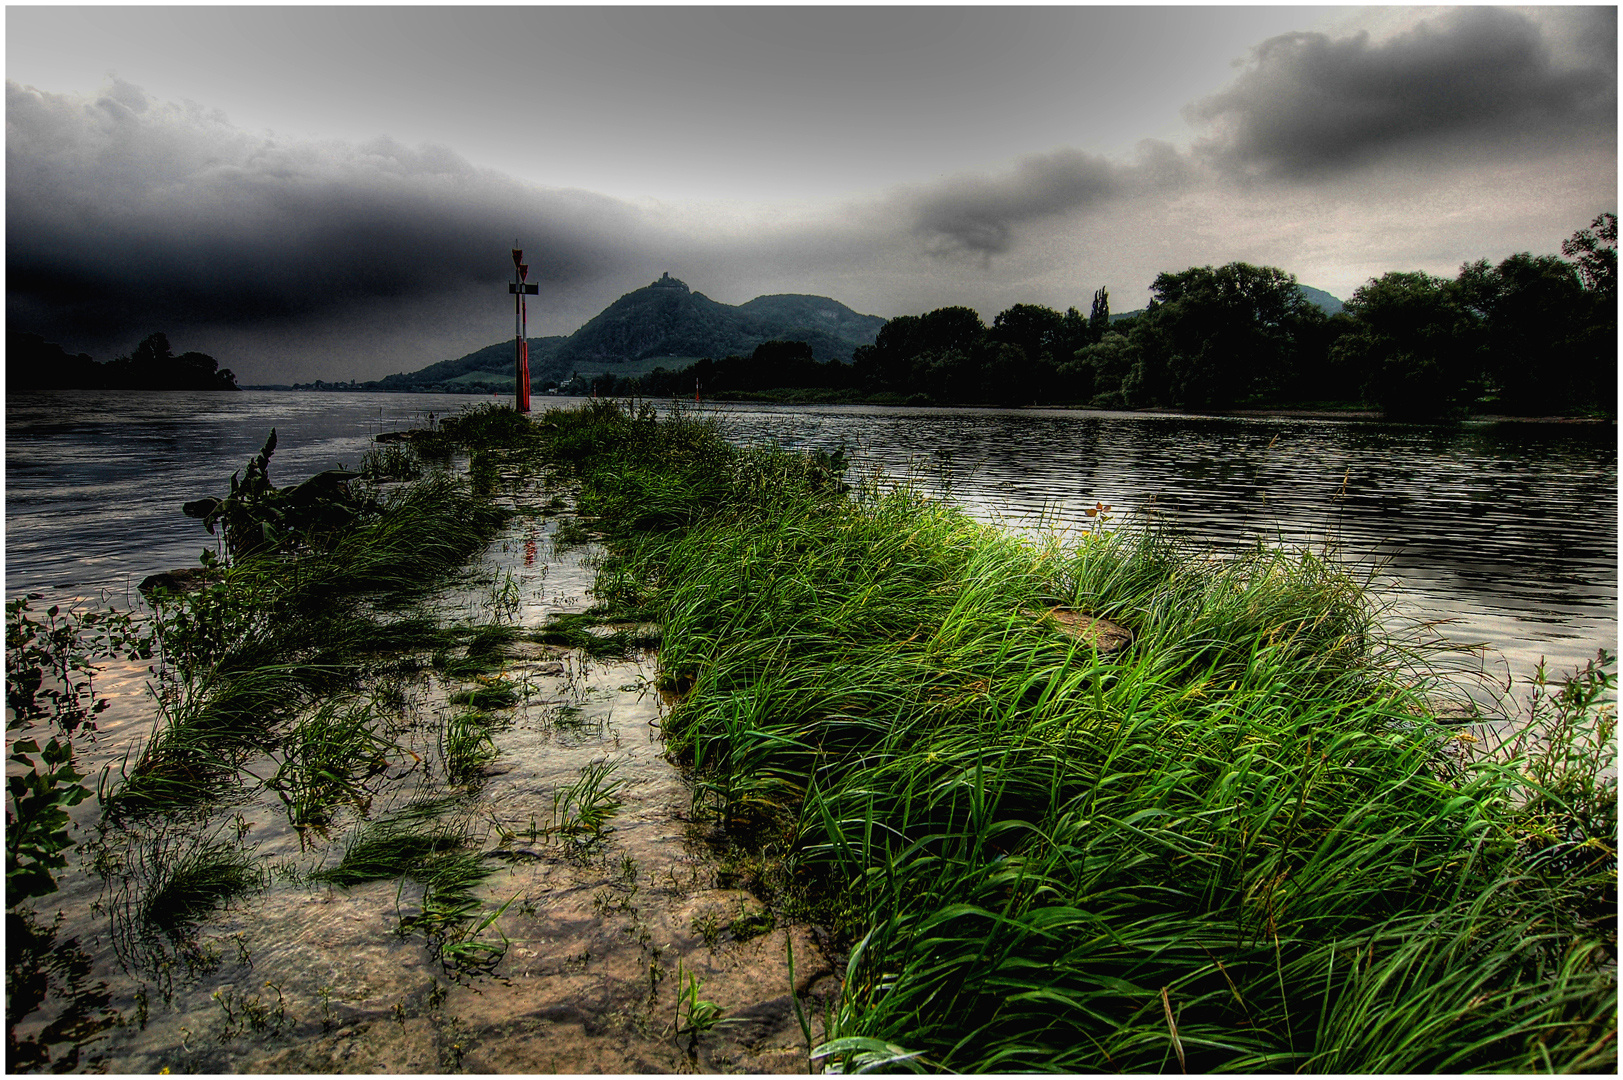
[7,6,1615,384]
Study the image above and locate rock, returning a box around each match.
[506,642,571,662]
[138,566,224,596]
[1046,607,1134,654]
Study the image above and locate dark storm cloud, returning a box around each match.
[903,142,1186,260]
[1186,7,1617,179]
[5,80,651,356]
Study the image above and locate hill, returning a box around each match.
[1110,283,1345,323]
[1297,285,1345,316]
[366,337,568,394]
[365,275,886,393]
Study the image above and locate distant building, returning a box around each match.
[650,272,689,291]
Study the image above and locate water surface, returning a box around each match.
[6,390,1616,691]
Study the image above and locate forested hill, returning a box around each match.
[355,276,886,393]
[558,277,883,367]
[366,337,568,394]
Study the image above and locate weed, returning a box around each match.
[692,912,722,951]
[442,709,497,781]
[266,698,395,829]
[671,958,727,1039]
[138,842,263,938]
[547,760,626,839]
[358,444,424,482]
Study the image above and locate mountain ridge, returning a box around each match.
[357,276,885,393]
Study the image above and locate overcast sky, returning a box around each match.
[7,5,1616,384]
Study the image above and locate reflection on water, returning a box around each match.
[7,390,480,604]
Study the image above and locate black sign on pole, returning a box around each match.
[508,283,539,294]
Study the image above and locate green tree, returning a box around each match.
[854,307,986,398]
[1334,271,1479,419]
[1064,331,1140,407]
[1456,253,1590,414]
[1127,264,1322,409]
[1088,286,1110,341]
[1561,212,1617,301]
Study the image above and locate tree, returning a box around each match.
[1128,263,1321,409]
[1063,331,1140,406]
[1334,271,1479,419]
[854,307,987,398]
[990,304,1063,362]
[1561,212,1617,302]
[1088,286,1110,341]
[1456,254,1589,414]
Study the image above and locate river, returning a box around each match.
[7,390,1617,694]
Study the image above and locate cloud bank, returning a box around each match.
[6,80,656,368]
[6,7,1613,382]
[901,142,1186,260]
[1186,7,1617,178]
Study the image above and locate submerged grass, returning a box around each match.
[533,399,1617,1073]
[139,842,263,937]
[311,796,506,969]
[109,459,507,818]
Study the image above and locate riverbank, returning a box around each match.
[5,414,841,1072]
[7,400,1615,1072]
[528,400,1616,1073]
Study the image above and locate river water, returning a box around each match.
[7,390,1617,697]
[3,390,1615,1071]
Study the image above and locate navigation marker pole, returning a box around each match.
[509,246,538,412]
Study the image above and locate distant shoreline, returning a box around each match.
[77,385,1610,426]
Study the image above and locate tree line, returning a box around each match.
[588,214,1615,419]
[9,331,238,392]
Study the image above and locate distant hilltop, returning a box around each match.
[352,277,886,394]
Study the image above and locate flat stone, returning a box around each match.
[506,642,571,662]
[1046,607,1134,654]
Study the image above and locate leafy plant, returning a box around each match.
[182,429,366,562]
[6,736,91,904]
[6,596,151,902]
[6,596,152,737]
[672,958,726,1038]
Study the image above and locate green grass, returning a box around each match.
[442,709,498,780]
[139,841,263,937]
[530,399,1617,1074]
[312,797,507,969]
[447,681,520,711]
[108,460,507,817]
[267,697,395,829]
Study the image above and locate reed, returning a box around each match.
[534,400,1617,1073]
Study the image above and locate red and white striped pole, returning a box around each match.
[509,246,535,412]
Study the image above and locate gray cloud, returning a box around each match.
[902,142,1186,260]
[6,80,654,366]
[1187,7,1616,179]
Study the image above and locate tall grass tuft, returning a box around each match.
[533,400,1617,1074]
